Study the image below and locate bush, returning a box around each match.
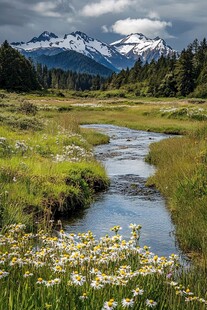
[19,101,38,116]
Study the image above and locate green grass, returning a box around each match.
[146,124,207,261]
[1,90,207,309]
[0,93,109,229]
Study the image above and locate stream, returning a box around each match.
[64,124,180,257]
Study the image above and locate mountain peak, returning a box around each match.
[111,33,174,63]
[28,31,58,44]
[10,30,175,73]
[70,31,94,43]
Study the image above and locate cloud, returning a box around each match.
[32,1,75,18]
[32,2,61,17]
[104,17,173,38]
[0,1,31,26]
[81,0,136,17]
[147,11,160,20]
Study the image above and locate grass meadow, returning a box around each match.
[0,90,207,309]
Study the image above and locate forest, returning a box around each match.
[105,38,207,98]
[1,38,207,97]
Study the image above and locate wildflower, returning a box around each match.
[185,296,198,302]
[102,299,118,310]
[121,298,134,308]
[183,288,194,296]
[79,293,88,301]
[132,287,144,296]
[23,271,33,278]
[110,226,122,234]
[198,298,207,304]
[166,272,172,279]
[45,280,54,287]
[36,277,45,284]
[146,299,157,307]
[129,224,142,231]
[0,270,9,279]
[53,278,61,285]
[90,280,104,290]
[169,281,178,286]
[52,265,66,273]
[71,274,86,286]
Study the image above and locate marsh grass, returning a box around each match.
[146,124,207,261]
[0,94,109,229]
[80,128,110,145]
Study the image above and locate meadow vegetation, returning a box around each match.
[1,90,207,309]
[146,124,207,261]
[0,91,109,229]
[0,223,207,310]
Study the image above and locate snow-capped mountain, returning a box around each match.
[11,31,133,72]
[111,33,175,64]
[11,31,175,73]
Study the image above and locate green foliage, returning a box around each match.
[19,100,38,115]
[0,41,40,91]
[104,37,207,98]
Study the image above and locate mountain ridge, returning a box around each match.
[110,33,174,63]
[10,30,175,74]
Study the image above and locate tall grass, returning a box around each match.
[0,95,109,229]
[146,124,207,261]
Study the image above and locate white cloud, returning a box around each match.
[105,17,173,38]
[32,2,61,17]
[147,11,160,20]
[81,0,136,17]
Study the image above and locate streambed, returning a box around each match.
[65,124,179,257]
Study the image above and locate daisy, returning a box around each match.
[79,293,88,301]
[132,287,144,296]
[146,299,157,307]
[71,274,86,286]
[121,298,134,308]
[36,277,45,284]
[102,299,118,310]
[0,270,9,279]
[23,271,33,278]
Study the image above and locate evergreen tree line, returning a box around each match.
[1,38,207,97]
[0,41,104,92]
[104,38,207,98]
[35,64,104,91]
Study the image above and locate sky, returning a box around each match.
[0,0,207,51]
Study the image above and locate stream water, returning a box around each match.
[64,124,180,257]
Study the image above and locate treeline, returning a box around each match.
[35,64,104,91]
[0,41,104,92]
[1,38,207,97]
[105,38,207,98]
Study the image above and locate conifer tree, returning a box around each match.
[174,48,195,96]
[0,41,40,91]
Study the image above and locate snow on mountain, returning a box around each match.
[11,31,175,72]
[110,33,175,64]
[11,31,133,72]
